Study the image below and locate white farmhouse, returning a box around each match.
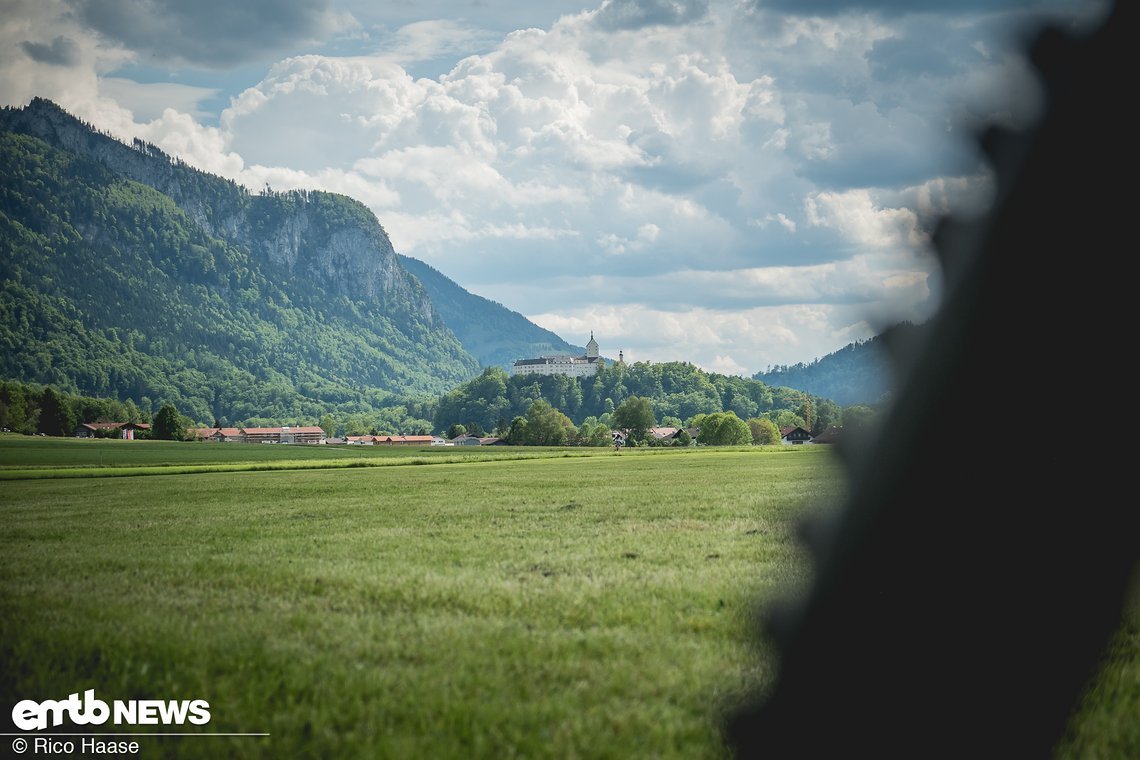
[511,333,607,378]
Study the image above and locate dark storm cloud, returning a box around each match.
[593,0,709,30]
[747,0,1114,27]
[65,0,342,68]
[751,0,1058,12]
[20,35,81,66]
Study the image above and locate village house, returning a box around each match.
[279,426,325,445]
[192,426,326,444]
[209,427,244,442]
[373,435,437,446]
[450,434,484,446]
[188,427,241,441]
[648,426,680,442]
[237,427,281,444]
[343,434,438,446]
[780,426,814,445]
[73,422,151,439]
[345,435,375,445]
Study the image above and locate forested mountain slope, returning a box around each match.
[752,323,920,406]
[0,98,480,423]
[398,254,584,370]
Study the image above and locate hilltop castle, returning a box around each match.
[511,333,612,378]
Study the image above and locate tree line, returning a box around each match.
[0,379,186,440]
[433,364,840,437]
[494,395,777,448]
[1,359,884,446]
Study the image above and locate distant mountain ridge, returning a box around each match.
[397,255,584,370]
[752,324,918,406]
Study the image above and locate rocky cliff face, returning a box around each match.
[248,192,434,326]
[0,97,482,415]
[0,97,437,327]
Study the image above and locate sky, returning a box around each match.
[0,0,1110,375]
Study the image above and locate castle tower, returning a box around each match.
[586,332,599,359]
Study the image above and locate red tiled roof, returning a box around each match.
[83,421,149,430]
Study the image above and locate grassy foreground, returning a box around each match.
[0,435,592,478]
[0,438,843,758]
[1,436,1134,758]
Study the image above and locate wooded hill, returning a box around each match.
[752,323,916,406]
[433,363,845,438]
[0,97,481,423]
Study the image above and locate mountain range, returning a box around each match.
[0,97,890,424]
[0,98,597,422]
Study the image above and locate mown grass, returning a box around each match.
[1,435,1133,758]
[0,434,792,480]
[0,433,564,471]
[0,439,843,759]
[0,434,604,481]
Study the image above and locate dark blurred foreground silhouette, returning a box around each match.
[726,2,1137,757]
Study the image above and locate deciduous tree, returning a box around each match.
[697,411,751,446]
[38,387,76,437]
[518,400,575,446]
[153,403,188,441]
[612,395,655,444]
[748,417,780,445]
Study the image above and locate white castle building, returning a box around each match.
[511,333,608,378]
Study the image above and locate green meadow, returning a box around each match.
[0,435,585,477]
[0,436,1134,758]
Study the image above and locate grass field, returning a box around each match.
[0,436,845,758]
[0,435,1134,758]
[0,435,601,478]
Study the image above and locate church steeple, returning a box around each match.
[585,331,599,359]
